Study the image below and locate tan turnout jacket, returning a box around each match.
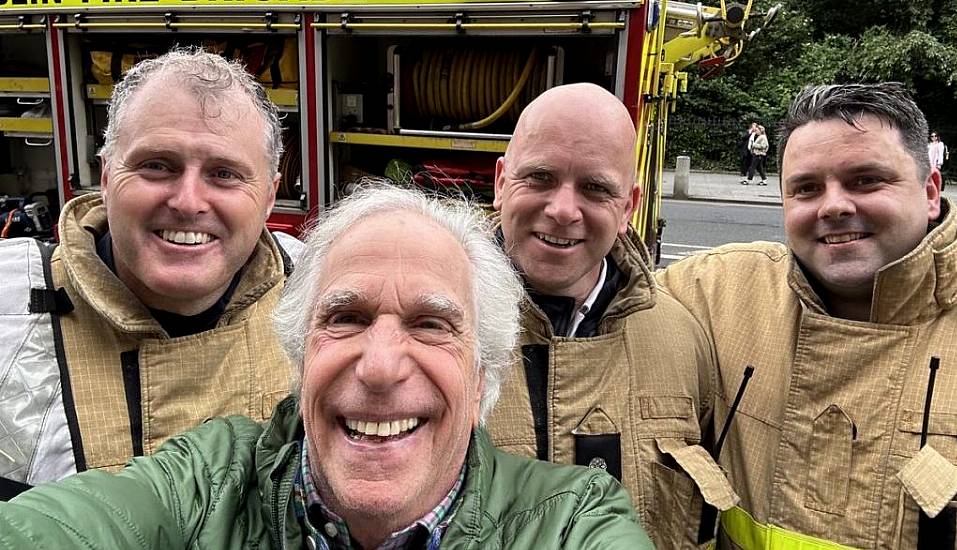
[488,229,733,549]
[52,194,292,472]
[656,200,957,549]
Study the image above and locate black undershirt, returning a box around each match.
[96,232,242,338]
[526,257,622,338]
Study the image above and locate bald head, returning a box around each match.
[507,83,638,183]
[494,83,640,303]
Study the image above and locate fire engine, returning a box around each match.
[0,0,777,256]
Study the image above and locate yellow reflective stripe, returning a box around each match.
[721,506,860,550]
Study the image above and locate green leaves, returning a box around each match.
[667,0,957,174]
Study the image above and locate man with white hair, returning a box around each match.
[0,185,653,549]
[0,48,295,497]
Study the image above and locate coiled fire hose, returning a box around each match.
[409,47,546,130]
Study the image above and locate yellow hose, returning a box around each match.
[407,47,546,131]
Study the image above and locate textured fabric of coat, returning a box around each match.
[0,193,293,484]
[488,228,731,549]
[656,199,957,549]
[0,396,654,550]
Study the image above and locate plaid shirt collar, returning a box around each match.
[294,437,465,550]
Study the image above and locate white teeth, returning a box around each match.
[536,233,579,246]
[345,417,420,437]
[824,233,866,244]
[160,229,213,245]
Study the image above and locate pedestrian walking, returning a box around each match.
[744,124,769,185]
[929,131,948,190]
[739,122,757,183]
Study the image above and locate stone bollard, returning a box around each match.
[673,155,691,200]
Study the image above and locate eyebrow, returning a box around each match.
[124,146,255,171]
[313,289,466,325]
[784,162,895,186]
[314,289,364,318]
[415,294,466,326]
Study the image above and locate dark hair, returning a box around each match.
[777,83,930,181]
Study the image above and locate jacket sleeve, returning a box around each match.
[0,416,262,550]
[562,474,655,550]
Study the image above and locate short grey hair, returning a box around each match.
[98,46,283,174]
[778,82,930,181]
[273,183,524,423]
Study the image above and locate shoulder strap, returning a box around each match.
[37,242,87,474]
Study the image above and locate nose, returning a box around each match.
[354,317,414,392]
[817,183,856,220]
[166,167,210,216]
[542,182,584,226]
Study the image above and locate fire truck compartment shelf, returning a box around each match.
[0,117,53,134]
[0,78,50,96]
[329,131,507,153]
[85,84,299,110]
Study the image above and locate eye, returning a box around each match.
[584,182,612,196]
[139,160,172,174]
[526,171,552,184]
[412,316,453,333]
[326,311,368,327]
[790,183,820,197]
[211,168,241,182]
[853,175,882,187]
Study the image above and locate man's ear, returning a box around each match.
[619,183,642,235]
[927,169,943,221]
[264,172,280,221]
[99,156,110,203]
[492,157,506,212]
[472,374,485,428]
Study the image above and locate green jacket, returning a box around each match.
[0,396,653,549]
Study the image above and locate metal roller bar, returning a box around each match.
[313,22,623,30]
[0,24,46,30]
[54,21,300,29]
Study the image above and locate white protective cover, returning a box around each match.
[0,238,76,484]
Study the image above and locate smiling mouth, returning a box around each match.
[156,229,216,245]
[820,232,869,245]
[535,232,582,248]
[342,417,424,442]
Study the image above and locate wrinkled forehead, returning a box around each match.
[317,211,476,310]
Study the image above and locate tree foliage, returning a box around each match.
[667,0,957,176]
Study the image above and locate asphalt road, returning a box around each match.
[657,199,786,267]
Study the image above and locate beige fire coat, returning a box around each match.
[0,194,294,489]
[656,200,957,549]
[487,229,736,549]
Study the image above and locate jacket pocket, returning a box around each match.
[636,395,699,440]
[896,445,957,548]
[897,408,957,458]
[644,438,738,550]
[804,404,855,515]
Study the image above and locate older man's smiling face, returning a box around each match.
[301,211,480,546]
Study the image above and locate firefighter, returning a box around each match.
[0,48,299,498]
[657,82,957,548]
[487,82,734,549]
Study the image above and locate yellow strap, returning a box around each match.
[721,506,860,550]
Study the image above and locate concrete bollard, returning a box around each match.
[674,155,691,200]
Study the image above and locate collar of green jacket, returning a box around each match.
[56,193,287,336]
[255,395,651,549]
[788,197,957,325]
